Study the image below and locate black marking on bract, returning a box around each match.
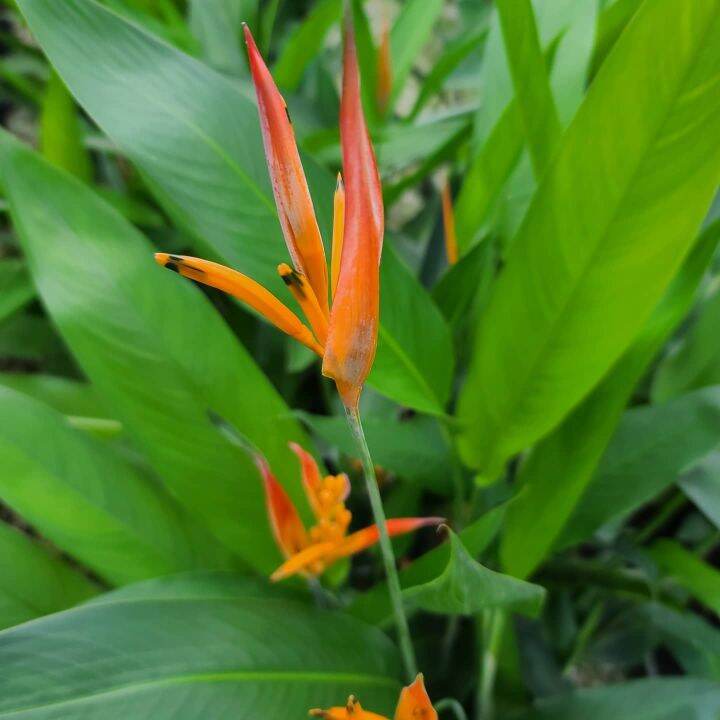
[280,273,293,286]
[284,105,292,125]
[166,262,180,274]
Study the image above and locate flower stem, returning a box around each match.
[345,405,418,680]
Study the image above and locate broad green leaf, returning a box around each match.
[189,0,254,76]
[520,678,720,720]
[409,28,487,120]
[298,411,451,493]
[458,0,720,477]
[0,257,33,323]
[651,539,720,615]
[501,222,720,578]
[0,593,401,719]
[0,522,97,630]
[40,69,91,181]
[680,451,720,530]
[0,386,233,584]
[0,131,309,573]
[273,0,341,91]
[388,0,444,110]
[369,247,454,415]
[588,0,644,80]
[0,373,111,420]
[403,529,545,617]
[17,0,446,414]
[350,503,507,626]
[653,284,720,402]
[496,0,560,177]
[88,570,303,605]
[560,387,720,548]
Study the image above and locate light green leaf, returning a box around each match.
[350,503,507,626]
[520,678,720,720]
[458,0,720,477]
[0,591,401,719]
[403,529,545,617]
[0,522,97,630]
[501,222,720,578]
[273,0,341,91]
[40,69,91,181]
[299,411,451,493]
[0,385,233,585]
[189,0,254,76]
[388,0,445,110]
[496,0,560,177]
[588,0,644,80]
[0,258,33,323]
[560,386,720,549]
[651,539,720,615]
[0,131,309,573]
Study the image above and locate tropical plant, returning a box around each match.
[0,0,719,719]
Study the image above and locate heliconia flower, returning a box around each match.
[376,21,393,115]
[310,673,438,720]
[441,179,458,266]
[154,20,382,411]
[252,442,441,582]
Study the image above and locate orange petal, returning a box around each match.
[278,263,328,347]
[289,441,324,516]
[331,173,345,300]
[333,517,443,560]
[243,24,329,316]
[155,253,323,356]
[270,541,336,582]
[252,452,308,560]
[394,674,437,720]
[322,18,384,410]
[376,22,392,115]
[311,697,390,720]
[441,179,458,265]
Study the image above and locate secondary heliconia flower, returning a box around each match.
[253,442,440,581]
[155,20,382,411]
[310,673,438,720]
[441,179,458,266]
[376,21,393,115]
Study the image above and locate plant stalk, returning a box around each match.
[345,405,418,680]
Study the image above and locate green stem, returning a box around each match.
[345,405,418,681]
[476,610,504,720]
[435,698,469,720]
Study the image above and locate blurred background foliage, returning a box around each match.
[0,0,720,719]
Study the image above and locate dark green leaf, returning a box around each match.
[680,451,720,530]
[0,258,33,323]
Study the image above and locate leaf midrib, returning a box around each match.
[476,5,720,461]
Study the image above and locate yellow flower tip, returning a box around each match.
[336,172,344,192]
[277,263,304,294]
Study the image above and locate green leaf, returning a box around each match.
[680,451,720,530]
[0,257,33,323]
[370,246,455,415]
[188,0,254,76]
[350,0,380,127]
[588,0,644,81]
[495,0,560,177]
[0,385,234,585]
[388,0,445,110]
[653,283,720,402]
[40,69,91,181]
[651,539,720,615]
[403,529,545,617]
[520,678,720,720]
[0,591,401,719]
[458,0,720,477]
[0,131,309,573]
[560,387,720,549]
[350,503,507,626]
[0,522,97,630]
[273,0,341,91]
[298,411,451,493]
[501,222,720,578]
[0,313,75,375]
[409,28,487,120]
